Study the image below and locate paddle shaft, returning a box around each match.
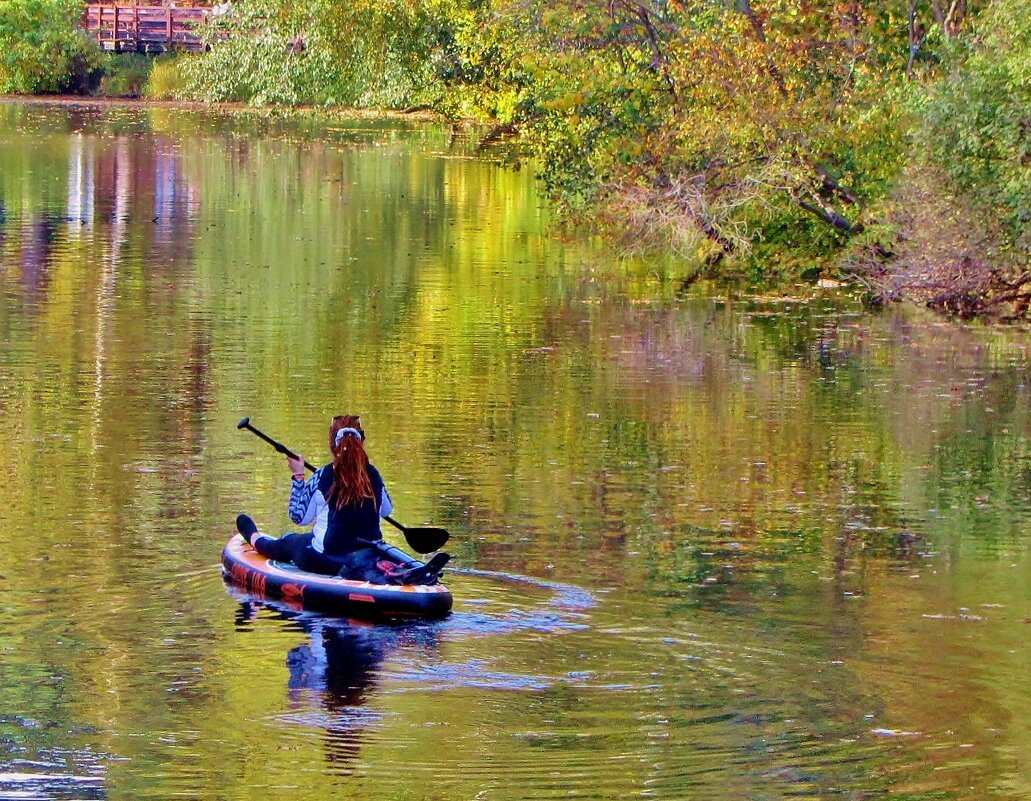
[236,418,448,553]
[239,419,318,472]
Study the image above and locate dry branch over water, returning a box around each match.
[849,167,1031,320]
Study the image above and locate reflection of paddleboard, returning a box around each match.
[221,535,453,619]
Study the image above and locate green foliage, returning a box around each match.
[0,0,102,93]
[449,0,921,269]
[100,53,152,98]
[421,0,530,123]
[181,0,443,107]
[182,0,331,104]
[142,55,188,100]
[918,0,1031,259]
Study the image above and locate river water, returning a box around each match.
[1,101,1030,800]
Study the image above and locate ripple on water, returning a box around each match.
[223,567,597,706]
[0,750,107,801]
[430,569,594,639]
[218,569,912,799]
[450,568,597,610]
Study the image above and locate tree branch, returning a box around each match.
[735,0,789,97]
[797,195,862,234]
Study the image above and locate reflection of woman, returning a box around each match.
[293,621,385,772]
[235,604,439,775]
[287,620,386,705]
[237,415,398,582]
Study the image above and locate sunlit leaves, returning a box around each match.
[0,0,102,94]
[918,0,1031,258]
[183,0,444,107]
[472,0,918,265]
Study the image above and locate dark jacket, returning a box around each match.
[288,463,392,555]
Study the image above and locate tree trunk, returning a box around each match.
[797,196,862,235]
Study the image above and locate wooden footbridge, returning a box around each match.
[83,3,210,53]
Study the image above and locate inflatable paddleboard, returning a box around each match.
[221,535,453,619]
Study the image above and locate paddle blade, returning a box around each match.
[401,526,450,554]
[383,514,449,553]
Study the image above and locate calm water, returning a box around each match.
[1,101,1031,801]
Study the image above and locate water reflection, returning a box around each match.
[2,101,1031,800]
[234,601,441,776]
[2,122,198,317]
[0,750,107,800]
[16,214,59,306]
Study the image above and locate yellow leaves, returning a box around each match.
[542,93,575,113]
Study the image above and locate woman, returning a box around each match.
[237,415,400,584]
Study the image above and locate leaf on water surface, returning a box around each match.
[871,728,922,737]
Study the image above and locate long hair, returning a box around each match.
[327,415,374,509]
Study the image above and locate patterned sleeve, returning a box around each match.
[289,467,323,525]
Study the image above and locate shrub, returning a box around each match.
[143,55,189,100]
[180,0,441,107]
[100,53,152,98]
[0,0,103,94]
[918,0,1031,259]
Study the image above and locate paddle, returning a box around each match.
[237,417,449,554]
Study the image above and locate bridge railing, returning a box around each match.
[83,4,209,53]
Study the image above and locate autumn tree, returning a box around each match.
[455,1,937,269]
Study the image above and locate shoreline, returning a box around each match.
[0,93,443,123]
[4,96,1022,323]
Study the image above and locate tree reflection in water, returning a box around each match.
[233,601,440,775]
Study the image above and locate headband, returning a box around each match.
[334,427,362,444]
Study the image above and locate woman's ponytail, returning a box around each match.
[327,415,374,509]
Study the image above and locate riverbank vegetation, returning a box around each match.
[0,0,101,93]
[1,0,1027,319]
